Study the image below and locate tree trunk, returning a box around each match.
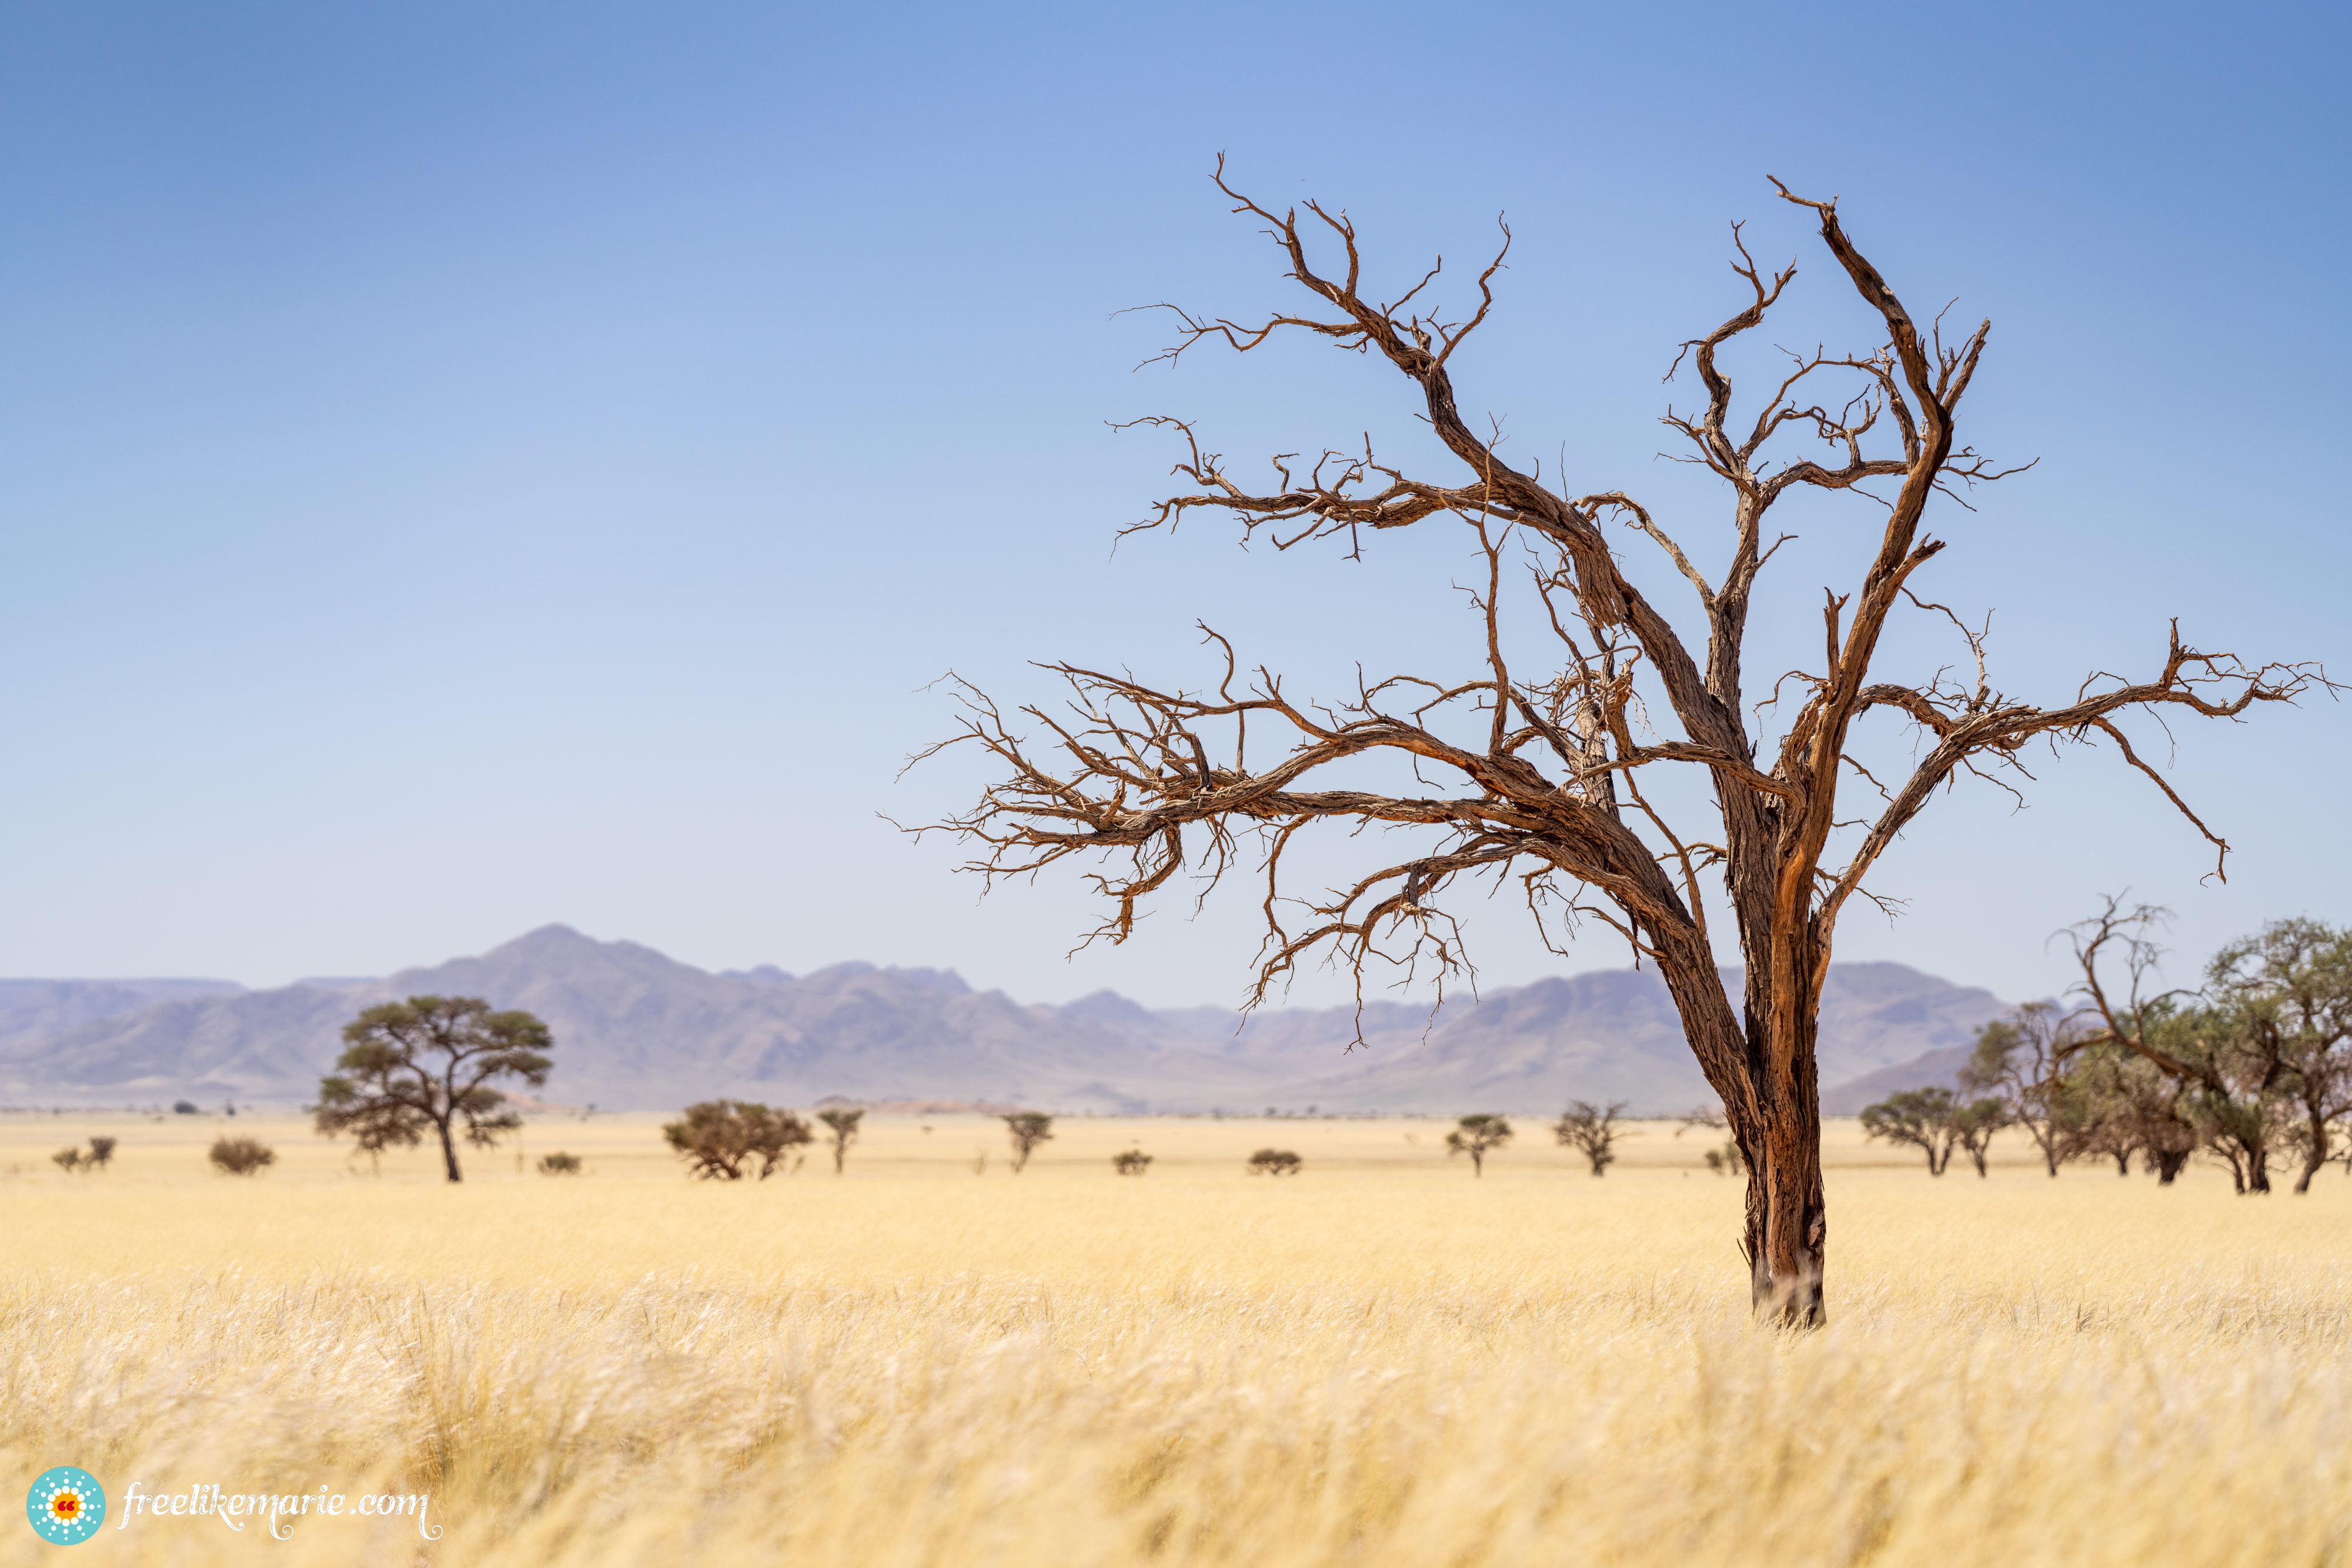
[2246,1145,2271,1193]
[2112,1151,2130,1176]
[1741,1141,1826,1328]
[2151,1148,2190,1184]
[436,1123,463,1183]
[1655,935,1826,1328]
[1735,1008,1826,1329]
[2294,1112,2328,1195]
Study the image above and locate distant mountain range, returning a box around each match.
[0,925,2009,1114]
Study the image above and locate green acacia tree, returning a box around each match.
[1860,1088,1961,1175]
[315,995,554,1183]
[817,1108,864,1174]
[1003,1111,1054,1173]
[1446,1114,1513,1176]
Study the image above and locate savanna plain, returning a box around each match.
[4,1111,2349,1567]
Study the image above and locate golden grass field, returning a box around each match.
[4,1108,2350,1566]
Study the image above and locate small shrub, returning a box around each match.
[1247,1148,1302,1176]
[51,1148,82,1174]
[85,1136,116,1171]
[172,1101,198,1115]
[209,1136,276,1176]
[1678,1107,1742,1176]
[1112,1149,1154,1175]
[538,1151,583,1175]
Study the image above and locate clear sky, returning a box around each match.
[1,1,2345,1009]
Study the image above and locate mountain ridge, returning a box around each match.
[0,925,2008,1114]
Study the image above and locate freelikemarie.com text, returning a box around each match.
[115,1482,443,1540]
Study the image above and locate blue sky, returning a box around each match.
[1,1,2344,1008]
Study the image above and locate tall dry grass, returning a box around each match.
[3,1112,2348,1566]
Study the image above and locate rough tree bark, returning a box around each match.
[916,165,2323,1325]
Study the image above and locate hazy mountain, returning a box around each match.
[0,926,2010,1114]
[1819,1044,1982,1116]
[0,978,246,1051]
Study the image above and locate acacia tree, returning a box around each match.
[2074,906,2352,1194]
[921,165,2321,1324]
[1948,1095,2009,1178]
[1555,1100,1628,1176]
[817,1108,864,1174]
[2207,920,2352,1193]
[1445,1112,1512,1176]
[663,1100,813,1179]
[1003,1111,1054,1173]
[1860,1088,1960,1175]
[2070,1044,2197,1179]
[315,995,553,1183]
[1962,1004,2094,1176]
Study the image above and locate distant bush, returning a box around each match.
[209,1136,276,1176]
[663,1101,813,1180]
[1247,1148,1302,1176]
[51,1136,117,1175]
[1677,1106,1742,1176]
[172,1101,198,1115]
[538,1151,583,1175]
[1112,1149,1154,1175]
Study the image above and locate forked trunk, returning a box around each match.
[2150,1148,2191,1184]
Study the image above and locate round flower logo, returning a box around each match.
[26,1467,104,1544]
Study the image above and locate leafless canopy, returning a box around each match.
[912,162,2326,1322]
[920,166,2315,1011]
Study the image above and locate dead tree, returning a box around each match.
[917,164,2324,1325]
